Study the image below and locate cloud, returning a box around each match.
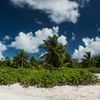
[72,37,100,61]
[9,27,67,53]
[36,21,43,25]
[57,35,67,45]
[77,0,90,7]
[10,0,80,24]
[3,35,11,41]
[72,32,76,41]
[35,19,43,25]
[0,42,7,59]
[96,24,100,32]
[97,28,100,32]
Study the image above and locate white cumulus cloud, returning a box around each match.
[9,27,67,53]
[72,37,100,61]
[57,35,67,45]
[10,0,80,24]
[0,42,7,59]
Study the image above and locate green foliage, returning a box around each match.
[97,79,100,83]
[0,36,99,69]
[30,56,36,67]
[13,50,29,68]
[3,57,12,67]
[0,68,97,87]
[81,52,96,68]
[79,68,100,73]
[41,35,71,68]
[95,56,100,68]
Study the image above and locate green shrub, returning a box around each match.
[77,68,100,73]
[0,68,98,87]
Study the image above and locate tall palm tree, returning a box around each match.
[82,52,95,67]
[13,50,29,67]
[41,35,67,68]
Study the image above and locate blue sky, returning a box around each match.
[0,0,100,60]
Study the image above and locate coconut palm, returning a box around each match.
[4,56,12,67]
[0,59,4,67]
[30,56,36,66]
[60,52,72,67]
[95,56,100,67]
[13,50,29,67]
[81,52,95,67]
[41,35,67,68]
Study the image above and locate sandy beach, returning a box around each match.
[0,74,100,100]
[0,0,100,99]
[0,84,100,100]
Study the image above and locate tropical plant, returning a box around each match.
[30,56,36,66]
[60,52,72,68]
[3,56,12,67]
[81,52,95,67]
[13,50,29,67]
[95,56,100,67]
[0,67,97,87]
[41,35,68,68]
[0,59,3,67]
[29,56,42,68]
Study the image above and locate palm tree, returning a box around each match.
[41,35,67,68]
[95,56,100,67]
[4,56,12,67]
[81,52,95,67]
[30,56,35,66]
[30,56,39,67]
[13,50,29,67]
[0,59,3,67]
[60,52,72,67]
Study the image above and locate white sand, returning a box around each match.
[0,84,100,100]
[0,74,100,100]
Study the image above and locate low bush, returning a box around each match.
[0,68,98,87]
[76,68,100,73]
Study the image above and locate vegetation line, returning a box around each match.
[0,35,100,87]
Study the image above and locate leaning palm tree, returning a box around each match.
[13,50,29,67]
[41,35,67,68]
[82,52,95,67]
